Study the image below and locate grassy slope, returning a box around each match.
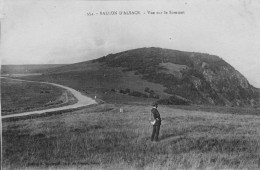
[19,62,169,104]
[1,78,77,116]
[2,103,260,170]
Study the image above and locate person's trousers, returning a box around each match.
[151,125,160,141]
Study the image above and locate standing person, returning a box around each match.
[150,103,161,142]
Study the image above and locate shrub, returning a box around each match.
[125,88,130,94]
[120,89,127,94]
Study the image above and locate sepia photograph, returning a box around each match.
[1,0,260,169]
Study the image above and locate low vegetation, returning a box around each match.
[2,103,260,169]
[1,78,77,116]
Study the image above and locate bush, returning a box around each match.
[145,87,150,92]
[125,88,130,94]
[129,91,143,97]
[119,89,127,94]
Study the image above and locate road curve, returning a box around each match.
[1,77,97,119]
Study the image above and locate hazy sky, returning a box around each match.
[1,0,260,87]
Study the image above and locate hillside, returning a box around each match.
[93,47,259,106]
[23,47,260,107]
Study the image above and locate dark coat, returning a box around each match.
[151,107,161,126]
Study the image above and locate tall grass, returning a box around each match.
[2,104,260,169]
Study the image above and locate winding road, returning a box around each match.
[1,77,97,119]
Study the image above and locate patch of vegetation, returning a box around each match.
[116,87,159,99]
[1,78,77,116]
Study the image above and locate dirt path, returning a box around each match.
[1,77,97,119]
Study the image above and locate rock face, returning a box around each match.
[96,47,259,106]
[191,54,256,106]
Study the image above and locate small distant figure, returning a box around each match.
[120,108,123,113]
[94,96,97,99]
[150,103,161,142]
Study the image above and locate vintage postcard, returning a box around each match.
[1,0,260,169]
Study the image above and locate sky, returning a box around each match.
[1,0,260,87]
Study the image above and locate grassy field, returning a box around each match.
[1,78,77,116]
[2,103,260,170]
